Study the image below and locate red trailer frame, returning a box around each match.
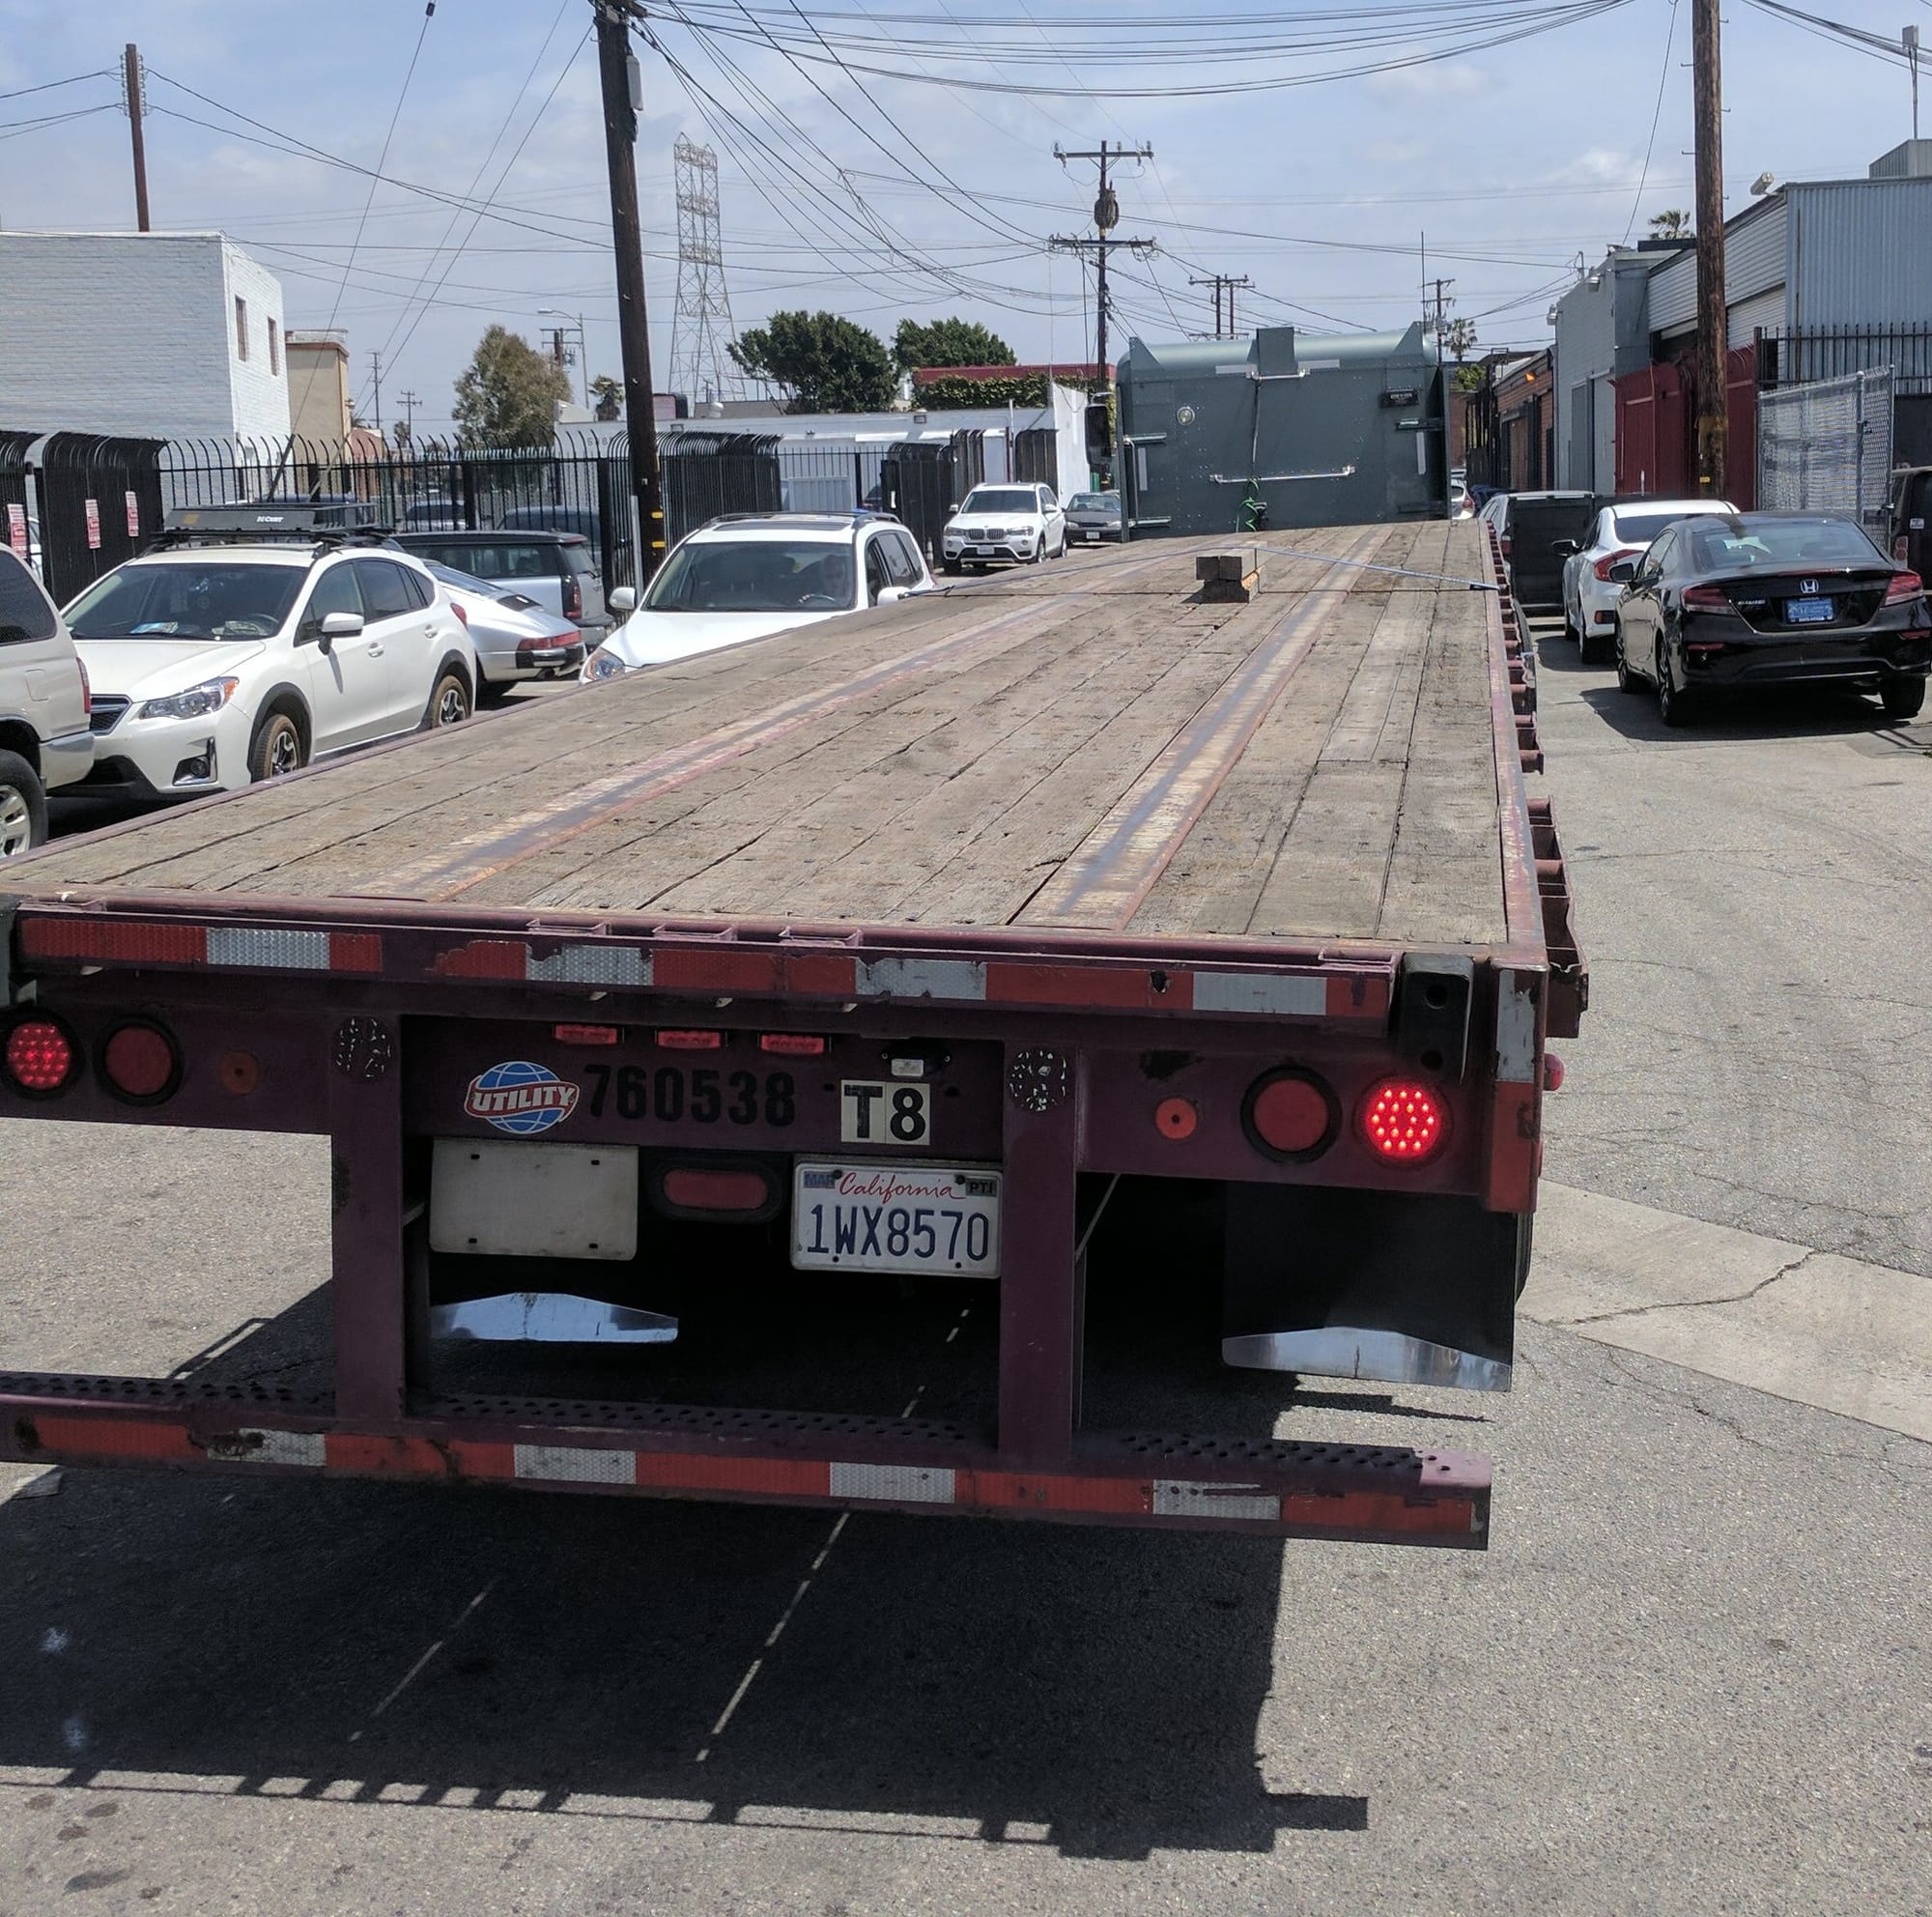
[0,532,1581,1546]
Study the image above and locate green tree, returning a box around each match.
[727,311,895,412]
[452,325,572,447]
[1649,209,1691,240]
[1440,316,1479,362]
[1453,362,1488,395]
[588,373,623,421]
[893,316,1016,378]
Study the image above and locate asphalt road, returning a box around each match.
[3,613,1928,1916]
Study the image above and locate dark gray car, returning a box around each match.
[1064,490,1123,544]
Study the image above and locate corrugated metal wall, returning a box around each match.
[1790,180,1932,329]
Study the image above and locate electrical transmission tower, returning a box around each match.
[668,135,737,408]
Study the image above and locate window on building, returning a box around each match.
[235,297,249,361]
[268,317,280,375]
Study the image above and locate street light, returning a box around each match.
[538,308,587,410]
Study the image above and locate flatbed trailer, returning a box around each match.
[0,522,1583,1547]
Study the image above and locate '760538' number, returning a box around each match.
[582,1064,795,1128]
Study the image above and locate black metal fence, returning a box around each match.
[2,420,1008,604]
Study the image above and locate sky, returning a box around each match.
[2,0,1927,439]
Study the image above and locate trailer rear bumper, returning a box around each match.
[0,1378,1489,1547]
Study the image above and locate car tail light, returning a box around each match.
[1682,584,1730,612]
[449,599,469,627]
[76,654,91,719]
[1243,1069,1337,1160]
[758,1033,825,1056]
[1593,548,1640,581]
[1499,534,1512,559]
[563,573,582,620]
[656,1028,723,1050]
[554,1022,621,1045]
[4,1016,78,1097]
[1358,1079,1448,1162]
[1885,570,1923,605]
[100,1020,180,1102]
[657,1164,776,1216]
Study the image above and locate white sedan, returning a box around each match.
[582,511,933,680]
[1558,499,1737,662]
[66,542,476,798]
[941,484,1066,574]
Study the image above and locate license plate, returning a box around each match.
[1788,596,1834,622]
[970,546,994,557]
[791,1162,1001,1276]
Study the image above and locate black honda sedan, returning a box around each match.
[1608,512,1930,726]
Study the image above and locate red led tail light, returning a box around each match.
[1358,1079,1449,1163]
[656,1029,724,1050]
[4,1017,78,1097]
[757,1033,826,1056]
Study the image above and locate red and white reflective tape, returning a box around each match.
[1485,965,1543,1211]
[22,1418,1483,1539]
[18,918,381,975]
[16,912,1391,1027]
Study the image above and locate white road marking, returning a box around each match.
[1526,1182,1932,1443]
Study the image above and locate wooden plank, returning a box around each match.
[8,527,1518,955]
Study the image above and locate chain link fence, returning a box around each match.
[1756,368,1894,529]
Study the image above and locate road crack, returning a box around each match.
[1558,1246,1825,1328]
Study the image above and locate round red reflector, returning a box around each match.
[1359,1079,1449,1162]
[1244,1070,1336,1159]
[102,1022,179,1102]
[4,1018,75,1095]
[1154,1096,1198,1140]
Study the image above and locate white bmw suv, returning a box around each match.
[66,512,477,798]
[582,511,932,680]
[941,483,1067,574]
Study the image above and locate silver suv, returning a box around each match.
[0,546,91,856]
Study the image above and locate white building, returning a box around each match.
[0,232,291,442]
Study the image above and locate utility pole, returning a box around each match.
[1051,140,1154,377]
[370,350,384,437]
[1691,0,1728,496]
[1430,276,1456,338]
[397,389,420,445]
[594,0,665,580]
[1907,25,1921,142]
[1189,272,1252,339]
[123,43,150,233]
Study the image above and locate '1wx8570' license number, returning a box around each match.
[582,1064,795,1127]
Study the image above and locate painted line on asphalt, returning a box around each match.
[1525,1182,1932,1445]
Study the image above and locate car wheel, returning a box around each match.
[1655,640,1694,728]
[1577,622,1605,666]
[1614,632,1643,695]
[1025,537,1042,564]
[246,708,308,783]
[476,675,516,709]
[426,666,472,730]
[1880,676,1926,721]
[0,750,47,858]
[942,558,962,577]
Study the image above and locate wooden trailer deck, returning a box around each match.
[14,523,1520,949]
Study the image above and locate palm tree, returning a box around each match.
[1649,209,1691,240]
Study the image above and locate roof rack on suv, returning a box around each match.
[700,509,894,529]
[151,505,395,549]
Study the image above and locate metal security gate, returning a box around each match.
[39,434,165,604]
[0,432,33,573]
[881,432,987,558]
[1756,369,1894,529]
[660,432,782,546]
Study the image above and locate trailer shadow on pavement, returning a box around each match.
[0,1459,1367,1861]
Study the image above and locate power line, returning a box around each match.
[1622,0,1681,245]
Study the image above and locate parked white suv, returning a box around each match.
[0,546,92,856]
[65,510,477,799]
[941,484,1067,573]
[582,511,932,680]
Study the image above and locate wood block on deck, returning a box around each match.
[1196,548,1261,601]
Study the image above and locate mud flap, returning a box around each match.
[1221,1186,1524,1391]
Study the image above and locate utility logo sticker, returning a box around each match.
[465,1060,581,1135]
